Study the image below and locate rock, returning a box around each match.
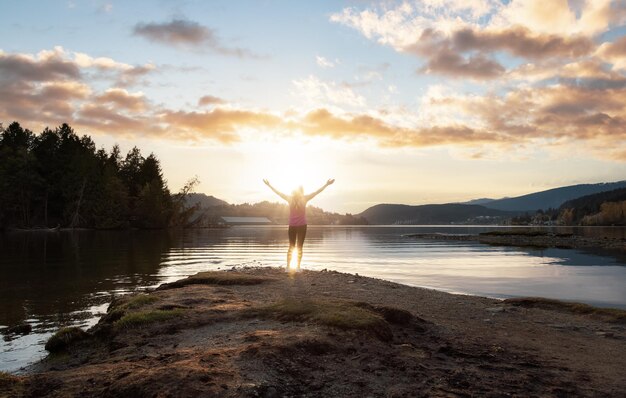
[6,323,32,335]
[595,331,615,338]
[486,307,505,313]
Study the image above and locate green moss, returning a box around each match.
[253,300,392,341]
[158,271,273,290]
[504,297,626,323]
[115,309,185,329]
[45,327,89,353]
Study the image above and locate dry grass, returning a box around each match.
[0,371,21,385]
[504,297,626,323]
[45,327,89,353]
[158,271,273,290]
[115,309,185,330]
[252,299,393,341]
[0,371,23,398]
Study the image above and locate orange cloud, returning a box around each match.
[95,88,147,112]
[0,50,80,81]
[297,108,504,147]
[198,95,226,106]
[3,46,626,160]
[160,109,283,142]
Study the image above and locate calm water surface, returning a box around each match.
[2,225,626,372]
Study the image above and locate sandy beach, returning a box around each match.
[2,267,625,397]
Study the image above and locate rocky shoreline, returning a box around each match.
[1,268,625,397]
[405,231,626,251]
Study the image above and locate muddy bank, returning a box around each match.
[405,231,626,251]
[2,268,626,397]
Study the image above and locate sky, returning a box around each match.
[2,0,626,213]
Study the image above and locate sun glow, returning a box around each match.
[253,139,332,195]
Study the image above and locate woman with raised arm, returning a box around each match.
[263,178,335,272]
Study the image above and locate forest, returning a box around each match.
[0,121,194,229]
[558,187,626,226]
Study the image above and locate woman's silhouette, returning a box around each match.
[263,179,335,271]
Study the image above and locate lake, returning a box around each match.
[2,225,626,372]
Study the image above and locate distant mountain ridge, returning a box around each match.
[462,198,496,205]
[358,203,514,225]
[185,193,229,208]
[474,181,626,212]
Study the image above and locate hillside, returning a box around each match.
[481,181,626,212]
[184,193,229,208]
[358,203,514,225]
[558,187,626,225]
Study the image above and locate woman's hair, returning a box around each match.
[291,186,305,210]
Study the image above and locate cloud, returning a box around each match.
[329,1,621,80]
[292,75,366,107]
[597,36,626,70]
[297,108,503,147]
[0,48,80,82]
[451,27,594,59]
[316,56,335,68]
[95,88,147,112]
[198,95,226,106]
[419,46,505,79]
[4,45,626,159]
[160,108,282,142]
[132,19,262,58]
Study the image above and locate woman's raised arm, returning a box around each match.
[305,179,335,201]
[263,179,290,201]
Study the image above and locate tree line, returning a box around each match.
[507,187,626,226]
[557,187,626,226]
[0,122,194,229]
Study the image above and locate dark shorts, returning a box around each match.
[288,225,307,248]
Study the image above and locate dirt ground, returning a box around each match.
[2,267,625,397]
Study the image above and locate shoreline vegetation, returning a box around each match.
[2,268,625,397]
[405,230,626,251]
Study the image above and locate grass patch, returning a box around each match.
[252,300,392,341]
[109,293,159,312]
[0,371,21,385]
[45,327,89,353]
[123,294,159,309]
[504,297,626,323]
[480,230,549,237]
[0,371,23,397]
[115,309,185,330]
[158,271,273,290]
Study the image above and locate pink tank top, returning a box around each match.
[288,201,307,226]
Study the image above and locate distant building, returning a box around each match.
[220,216,272,225]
